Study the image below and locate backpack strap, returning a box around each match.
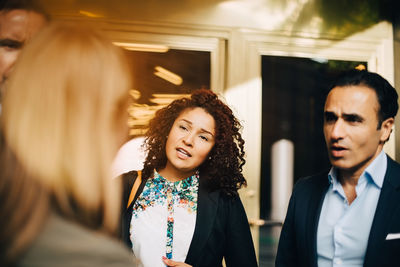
[127,170,142,209]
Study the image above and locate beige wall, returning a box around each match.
[41,0,379,36]
[40,0,396,258]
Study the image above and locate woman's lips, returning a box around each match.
[176,147,191,159]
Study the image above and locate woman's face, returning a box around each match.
[162,107,215,180]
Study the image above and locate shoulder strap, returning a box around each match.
[127,170,142,209]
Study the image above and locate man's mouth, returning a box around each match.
[330,145,347,157]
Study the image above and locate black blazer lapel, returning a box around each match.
[120,171,147,248]
[307,173,330,266]
[276,171,329,267]
[364,157,400,267]
[185,179,220,265]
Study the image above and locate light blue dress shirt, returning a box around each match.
[317,151,387,267]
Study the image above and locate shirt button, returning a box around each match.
[335,258,342,265]
[337,227,342,232]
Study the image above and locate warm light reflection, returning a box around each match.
[150,93,190,105]
[79,10,104,18]
[113,42,169,53]
[355,64,366,70]
[216,0,317,32]
[127,93,189,136]
[154,66,183,85]
[129,89,141,100]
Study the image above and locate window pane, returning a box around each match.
[125,49,211,136]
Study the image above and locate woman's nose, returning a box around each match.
[182,133,194,146]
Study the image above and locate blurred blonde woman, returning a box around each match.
[0,22,136,266]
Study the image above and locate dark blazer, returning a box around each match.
[121,171,258,267]
[275,156,400,267]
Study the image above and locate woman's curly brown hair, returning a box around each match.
[142,89,246,196]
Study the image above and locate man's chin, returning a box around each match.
[329,157,347,168]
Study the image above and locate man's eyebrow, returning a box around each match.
[0,39,24,48]
[342,113,364,122]
[324,111,337,117]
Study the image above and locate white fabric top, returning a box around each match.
[130,171,198,267]
[111,137,146,178]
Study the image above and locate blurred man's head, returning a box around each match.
[0,0,49,95]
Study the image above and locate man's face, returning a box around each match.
[0,9,46,91]
[323,85,393,177]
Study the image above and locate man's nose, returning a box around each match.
[330,119,346,140]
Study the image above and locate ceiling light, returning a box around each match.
[355,64,366,70]
[113,42,169,53]
[79,10,103,18]
[154,66,183,85]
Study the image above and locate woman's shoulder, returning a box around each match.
[199,179,242,207]
[198,171,244,198]
[18,214,136,266]
[121,170,140,202]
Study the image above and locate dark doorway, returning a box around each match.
[258,56,366,266]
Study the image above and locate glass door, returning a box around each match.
[259,56,366,266]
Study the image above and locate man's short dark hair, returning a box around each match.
[0,0,50,21]
[329,69,399,128]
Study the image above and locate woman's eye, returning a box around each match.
[199,135,208,141]
[179,125,187,131]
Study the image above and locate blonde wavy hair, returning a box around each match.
[1,21,132,260]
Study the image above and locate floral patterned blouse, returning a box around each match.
[130,171,199,267]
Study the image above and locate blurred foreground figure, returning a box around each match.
[0,22,136,266]
[0,0,48,101]
[276,70,400,267]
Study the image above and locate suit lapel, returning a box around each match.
[364,157,400,267]
[307,173,330,266]
[185,178,219,265]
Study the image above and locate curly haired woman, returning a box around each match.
[121,89,258,267]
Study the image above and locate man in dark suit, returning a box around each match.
[276,70,400,267]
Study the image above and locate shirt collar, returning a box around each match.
[153,170,199,192]
[328,150,387,189]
